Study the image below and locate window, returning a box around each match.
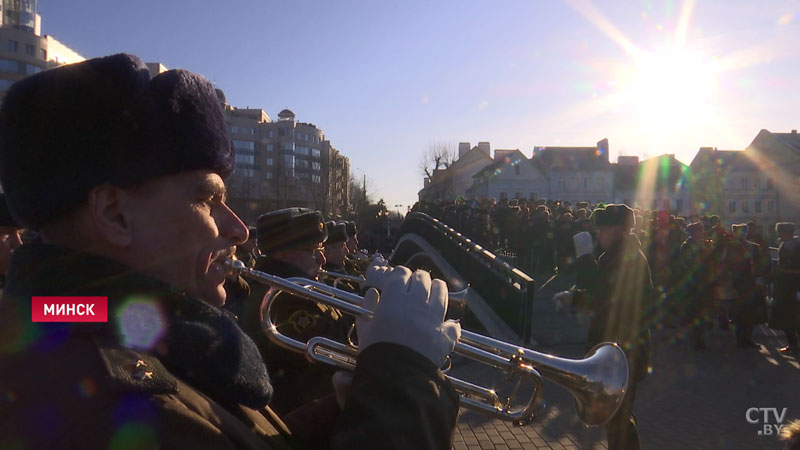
[311,149,321,158]
[0,59,20,73]
[279,128,286,137]
[24,44,34,55]
[729,200,736,212]
[312,162,321,171]
[742,201,749,213]
[235,154,254,165]
[280,141,293,152]
[755,201,762,213]
[768,200,775,212]
[296,132,303,141]
[741,178,748,190]
[266,158,274,166]
[238,168,254,177]
[312,175,321,183]
[514,165,520,175]
[267,144,274,152]
[297,159,309,169]
[267,130,275,138]
[25,64,41,75]
[296,146,310,156]
[8,40,18,52]
[231,126,254,135]
[283,155,295,168]
[232,140,255,151]
[266,172,273,179]
[40,48,46,60]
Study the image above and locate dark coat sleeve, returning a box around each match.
[331,343,459,450]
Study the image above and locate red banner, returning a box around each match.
[31,297,108,322]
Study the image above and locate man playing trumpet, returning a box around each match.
[0,54,460,449]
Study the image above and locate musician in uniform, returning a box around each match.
[323,221,350,273]
[0,54,460,449]
[773,222,800,354]
[556,204,654,450]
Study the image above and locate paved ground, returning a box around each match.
[450,325,800,450]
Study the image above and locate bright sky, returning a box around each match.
[38,0,800,212]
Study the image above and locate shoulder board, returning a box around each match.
[93,337,178,395]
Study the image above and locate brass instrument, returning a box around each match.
[317,269,365,290]
[225,259,629,426]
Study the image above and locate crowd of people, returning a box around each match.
[413,197,800,351]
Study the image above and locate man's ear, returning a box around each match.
[86,185,133,247]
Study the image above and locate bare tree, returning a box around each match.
[418,141,457,179]
[349,173,377,214]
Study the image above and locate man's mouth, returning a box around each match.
[208,249,235,276]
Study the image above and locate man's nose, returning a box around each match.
[217,202,248,245]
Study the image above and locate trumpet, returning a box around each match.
[317,269,365,290]
[225,259,629,426]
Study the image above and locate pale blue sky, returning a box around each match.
[38,0,800,212]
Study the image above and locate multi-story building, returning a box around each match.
[532,139,614,204]
[418,141,493,202]
[221,104,348,224]
[0,0,84,101]
[468,148,548,201]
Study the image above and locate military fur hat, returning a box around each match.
[0,53,234,229]
[731,223,747,236]
[686,222,704,234]
[325,221,348,244]
[257,208,327,254]
[345,221,357,237]
[594,204,634,228]
[776,222,796,235]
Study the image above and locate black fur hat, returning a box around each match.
[257,208,327,254]
[325,221,348,244]
[345,221,357,238]
[0,53,233,229]
[594,204,634,228]
[776,222,796,236]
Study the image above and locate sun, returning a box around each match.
[631,48,717,134]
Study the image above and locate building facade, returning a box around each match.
[0,0,84,101]
[221,105,349,224]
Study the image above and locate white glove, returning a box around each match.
[362,258,393,289]
[357,266,461,367]
[553,290,574,312]
[573,232,594,258]
[369,253,387,267]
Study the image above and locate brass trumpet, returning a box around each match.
[317,269,365,290]
[225,259,629,426]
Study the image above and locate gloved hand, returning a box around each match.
[357,266,461,367]
[369,253,388,267]
[553,290,574,312]
[363,257,393,289]
[573,231,594,258]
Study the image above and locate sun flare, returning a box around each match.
[631,49,716,133]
